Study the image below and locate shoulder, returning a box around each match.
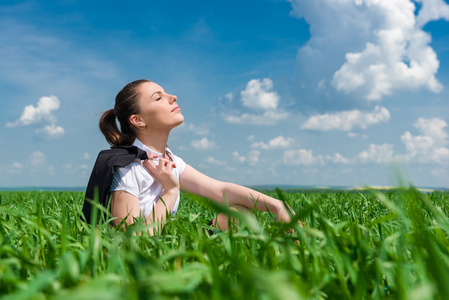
[111,160,155,192]
[95,145,148,168]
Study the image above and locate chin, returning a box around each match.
[174,116,184,127]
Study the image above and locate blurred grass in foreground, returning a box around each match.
[0,188,448,299]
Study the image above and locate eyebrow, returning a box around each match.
[150,90,165,98]
[151,91,161,98]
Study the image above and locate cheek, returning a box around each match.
[144,107,170,127]
[142,105,161,120]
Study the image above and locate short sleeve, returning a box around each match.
[110,165,139,198]
[172,154,186,175]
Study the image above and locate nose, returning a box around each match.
[169,94,177,104]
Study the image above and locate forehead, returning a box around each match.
[139,82,164,95]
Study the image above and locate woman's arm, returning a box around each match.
[110,155,180,235]
[180,165,294,223]
[110,188,178,235]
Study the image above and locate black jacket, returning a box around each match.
[82,145,148,224]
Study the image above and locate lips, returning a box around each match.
[171,106,180,112]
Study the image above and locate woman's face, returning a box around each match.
[135,82,184,131]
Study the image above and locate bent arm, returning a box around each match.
[110,190,141,227]
[110,189,178,235]
[180,165,293,222]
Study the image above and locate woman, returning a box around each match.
[82,79,298,235]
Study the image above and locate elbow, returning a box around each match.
[215,181,231,202]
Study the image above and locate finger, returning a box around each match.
[160,157,175,169]
[143,160,158,174]
[143,159,157,169]
[159,157,169,167]
[165,160,173,172]
[148,153,159,160]
[164,156,171,167]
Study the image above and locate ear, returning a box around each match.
[129,114,146,129]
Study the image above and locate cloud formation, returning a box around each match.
[222,78,288,125]
[205,156,226,166]
[358,144,395,164]
[179,122,210,136]
[191,137,216,150]
[6,95,65,139]
[241,78,279,110]
[28,151,46,167]
[232,151,246,163]
[301,106,390,131]
[401,117,449,164]
[230,150,261,166]
[325,153,351,164]
[35,124,65,140]
[289,0,449,100]
[251,136,295,149]
[6,96,60,127]
[283,148,324,166]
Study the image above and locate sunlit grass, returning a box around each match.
[0,188,448,299]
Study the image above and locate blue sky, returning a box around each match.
[1,0,449,189]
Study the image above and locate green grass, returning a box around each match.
[0,188,449,299]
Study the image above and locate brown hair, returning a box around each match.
[99,79,151,147]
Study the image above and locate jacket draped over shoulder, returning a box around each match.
[82,145,148,224]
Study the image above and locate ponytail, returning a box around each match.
[99,109,135,147]
[99,79,150,147]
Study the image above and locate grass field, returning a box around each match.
[1,188,449,299]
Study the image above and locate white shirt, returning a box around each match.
[109,138,186,218]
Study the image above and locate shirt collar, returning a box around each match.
[132,138,171,158]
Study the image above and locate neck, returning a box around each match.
[137,130,170,154]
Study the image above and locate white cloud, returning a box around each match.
[28,151,46,167]
[231,150,260,165]
[283,148,324,166]
[64,163,89,175]
[179,122,210,136]
[81,153,90,160]
[224,93,234,102]
[414,117,448,141]
[325,153,351,164]
[431,167,447,178]
[358,143,394,164]
[6,95,65,139]
[301,105,390,131]
[241,78,280,110]
[6,95,60,127]
[248,150,261,166]
[289,0,448,100]
[205,156,226,166]
[415,0,449,26]
[35,124,65,140]
[223,110,289,125]
[401,117,449,164]
[9,162,24,174]
[251,136,295,149]
[222,78,288,125]
[232,151,246,163]
[333,0,445,100]
[191,137,216,150]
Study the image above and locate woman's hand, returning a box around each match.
[276,204,303,236]
[143,154,180,193]
[142,154,180,234]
